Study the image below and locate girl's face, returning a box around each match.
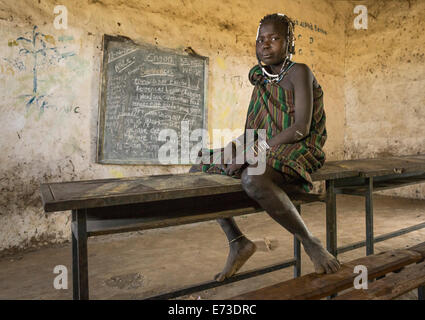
[256,22,287,67]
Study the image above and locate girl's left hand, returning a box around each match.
[224,161,245,176]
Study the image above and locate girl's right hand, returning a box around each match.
[222,142,237,166]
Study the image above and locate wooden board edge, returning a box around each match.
[40,184,55,210]
[334,261,425,300]
[229,249,422,300]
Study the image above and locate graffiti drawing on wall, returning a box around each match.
[8,25,75,112]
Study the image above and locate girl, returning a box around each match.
[192,13,340,281]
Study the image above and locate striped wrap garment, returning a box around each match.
[245,63,327,192]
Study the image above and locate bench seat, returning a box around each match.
[230,242,425,300]
[76,191,324,237]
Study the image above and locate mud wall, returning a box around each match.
[2,0,421,252]
[343,0,425,198]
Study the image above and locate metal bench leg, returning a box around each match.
[326,180,337,257]
[418,286,424,300]
[71,210,79,300]
[72,209,89,300]
[365,177,374,256]
[326,180,337,299]
[294,205,302,278]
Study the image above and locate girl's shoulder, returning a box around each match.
[287,62,311,76]
[287,63,319,88]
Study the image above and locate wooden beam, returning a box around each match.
[409,241,425,259]
[229,249,422,300]
[333,261,425,300]
[84,192,321,236]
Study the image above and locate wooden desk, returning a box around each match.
[40,155,425,300]
[324,155,425,257]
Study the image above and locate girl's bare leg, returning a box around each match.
[189,165,256,281]
[190,163,340,279]
[239,165,340,274]
[214,218,256,281]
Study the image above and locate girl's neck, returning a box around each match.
[268,64,283,74]
[267,60,289,75]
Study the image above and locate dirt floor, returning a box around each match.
[0,194,424,300]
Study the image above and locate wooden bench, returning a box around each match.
[230,242,425,300]
[39,154,425,300]
[326,154,425,257]
[40,173,335,300]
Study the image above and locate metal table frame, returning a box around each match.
[325,171,425,300]
[41,155,425,300]
[71,171,425,300]
[70,204,304,300]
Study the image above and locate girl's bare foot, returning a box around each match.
[214,237,257,282]
[303,236,341,274]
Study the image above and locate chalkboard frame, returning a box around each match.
[96,34,209,165]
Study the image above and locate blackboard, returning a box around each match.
[97,35,208,164]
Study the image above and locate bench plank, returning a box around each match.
[40,183,55,205]
[40,165,342,212]
[409,241,425,259]
[86,206,261,236]
[41,173,245,212]
[329,157,425,177]
[336,173,425,195]
[83,192,322,236]
[229,249,422,300]
[40,155,425,213]
[309,163,359,181]
[333,261,425,300]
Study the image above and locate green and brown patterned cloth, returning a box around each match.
[198,63,327,192]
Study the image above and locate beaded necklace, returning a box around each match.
[260,60,294,84]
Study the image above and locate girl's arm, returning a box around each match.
[267,63,314,147]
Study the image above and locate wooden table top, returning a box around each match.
[324,155,425,177]
[40,155,425,212]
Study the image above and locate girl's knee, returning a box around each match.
[241,172,267,199]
